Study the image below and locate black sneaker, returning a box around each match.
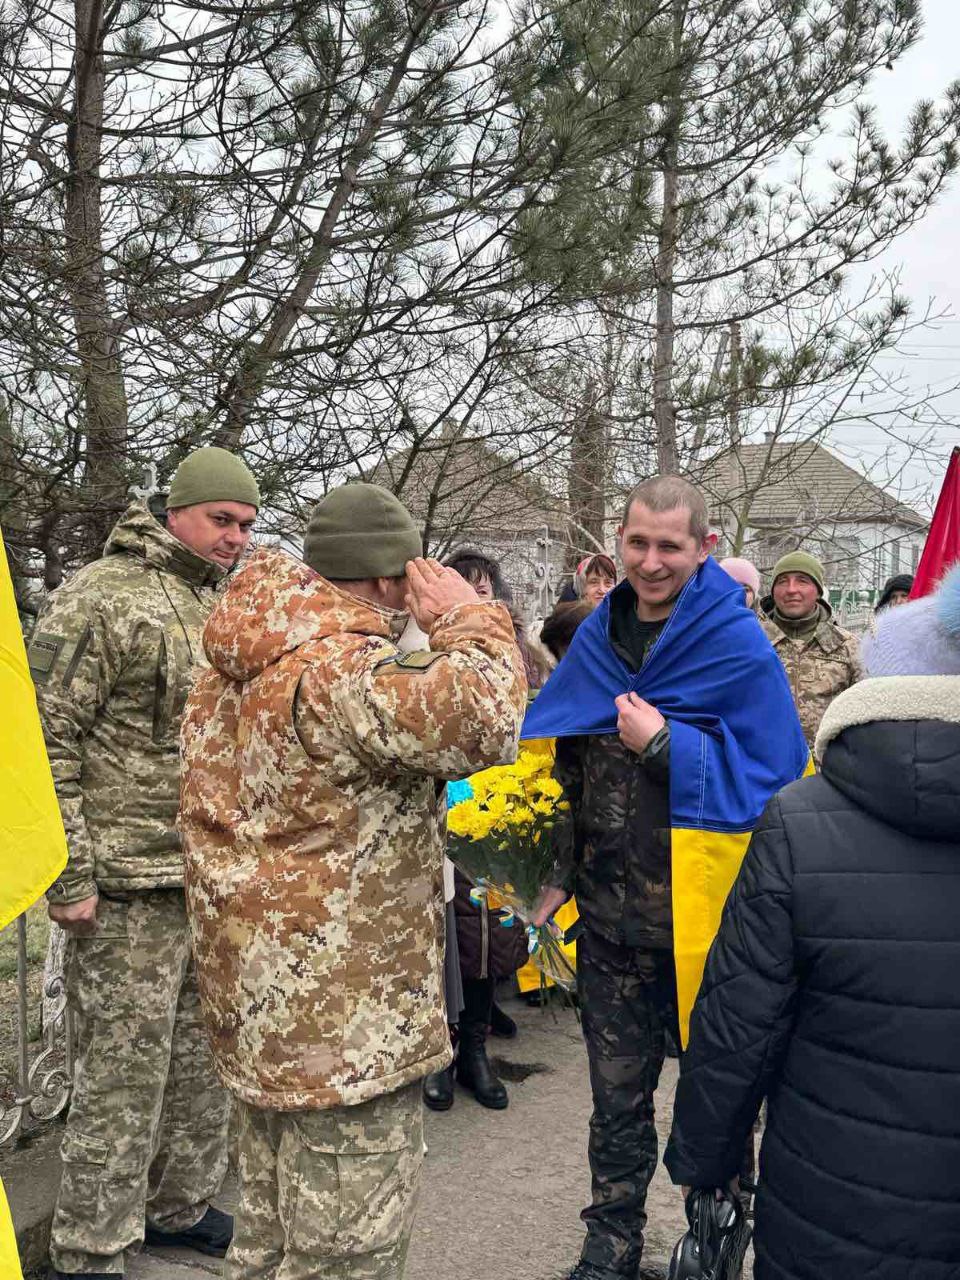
[144,1204,233,1257]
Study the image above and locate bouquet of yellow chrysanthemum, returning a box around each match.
[446,738,576,992]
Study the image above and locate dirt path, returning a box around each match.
[120,998,753,1280]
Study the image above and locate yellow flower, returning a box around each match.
[483,793,510,823]
[486,774,525,798]
[447,800,485,840]
[506,806,535,828]
[533,776,564,801]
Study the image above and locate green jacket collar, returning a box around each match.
[104,501,225,590]
[769,603,845,654]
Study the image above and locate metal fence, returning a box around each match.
[828,586,881,634]
[0,914,73,1147]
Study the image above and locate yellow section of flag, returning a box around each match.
[0,529,68,932]
[0,1177,23,1280]
[672,826,753,1048]
[673,755,816,1047]
[0,530,68,1277]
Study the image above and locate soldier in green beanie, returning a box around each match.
[165,445,260,572]
[33,444,260,1278]
[760,549,862,746]
[301,481,422,605]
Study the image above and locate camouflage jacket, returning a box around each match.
[551,719,672,951]
[761,607,863,746]
[179,548,526,1111]
[28,503,222,904]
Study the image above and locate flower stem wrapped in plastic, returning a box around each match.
[446,738,576,995]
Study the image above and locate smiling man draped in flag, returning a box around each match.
[523,476,808,1280]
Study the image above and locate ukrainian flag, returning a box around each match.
[522,557,810,1046]
[0,529,68,1277]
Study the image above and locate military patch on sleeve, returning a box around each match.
[374,649,444,675]
[27,632,64,684]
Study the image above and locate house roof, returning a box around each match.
[366,432,568,540]
[695,440,926,532]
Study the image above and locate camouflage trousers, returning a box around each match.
[226,1082,424,1280]
[49,890,231,1275]
[577,930,680,1279]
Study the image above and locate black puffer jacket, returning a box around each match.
[665,676,960,1280]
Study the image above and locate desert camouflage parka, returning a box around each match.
[179,548,527,1111]
[27,502,223,904]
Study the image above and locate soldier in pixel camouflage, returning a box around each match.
[179,482,527,1280]
[760,550,863,746]
[29,447,260,1280]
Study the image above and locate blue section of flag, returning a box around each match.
[446,778,474,808]
[521,558,808,832]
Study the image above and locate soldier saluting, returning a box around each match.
[179,482,528,1280]
[29,447,260,1280]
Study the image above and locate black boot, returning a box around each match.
[144,1205,233,1257]
[423,1061,456,1111]
[489,1001,517,1038]
[456,1020,508,1108]
[457,976,507,1109]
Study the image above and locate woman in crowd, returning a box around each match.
[575,552,617,606]
[424,548,546,1112]
[513,600,593,1007]
[540,600,594,662]
[557,552,618,604]
[718,555,761,610]
[875,572,913,611]
[665,566,960,1280]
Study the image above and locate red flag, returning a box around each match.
[910,447,960,600]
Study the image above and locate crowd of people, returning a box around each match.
[24,446,958,1280]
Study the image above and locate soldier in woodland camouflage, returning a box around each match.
[760,550,862,746]
[29,447,260,1279]
[179,483,527,1280]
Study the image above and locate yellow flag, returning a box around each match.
[0,1178,22,1280]
[0,528,68,932]
[0,529,68,1278]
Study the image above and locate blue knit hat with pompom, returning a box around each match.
[862,565,960,676]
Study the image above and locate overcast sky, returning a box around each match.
[839,0,960,509]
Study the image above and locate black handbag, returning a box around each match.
[667,1188,752,1280]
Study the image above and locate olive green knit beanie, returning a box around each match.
[771,550,826,596]
[303,483,422,580]
[166,447,260,511]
